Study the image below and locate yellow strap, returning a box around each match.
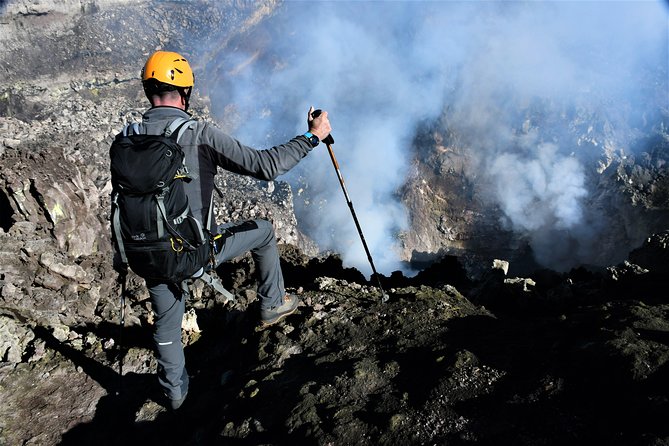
[170,237,184,252]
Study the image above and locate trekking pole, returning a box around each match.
[116,273,127,396]
[312,109,389,303]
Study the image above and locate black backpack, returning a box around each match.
[110,118,212,283]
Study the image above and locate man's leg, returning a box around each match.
[147,281,189,403]
[215,219,285,310]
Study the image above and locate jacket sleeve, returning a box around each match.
[197,123,314,181]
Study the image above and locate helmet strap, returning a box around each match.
[179,87,192,112]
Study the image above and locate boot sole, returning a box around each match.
[260,306,298,326]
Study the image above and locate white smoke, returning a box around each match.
[204,0,668,274]
[490,142,587,232]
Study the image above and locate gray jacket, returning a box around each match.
[131,106,314,229]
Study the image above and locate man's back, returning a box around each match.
[134,106,315,230]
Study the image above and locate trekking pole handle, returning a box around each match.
[310,109,334,145]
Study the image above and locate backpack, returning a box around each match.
[110,117,212,283]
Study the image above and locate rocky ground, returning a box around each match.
[2,234,668,445]
[0,1,668,445]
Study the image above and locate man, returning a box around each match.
[117,50,331,410]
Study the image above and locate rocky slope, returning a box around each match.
[2,233,668,445]
[0,1,667,445]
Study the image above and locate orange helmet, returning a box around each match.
[141,50,194,88]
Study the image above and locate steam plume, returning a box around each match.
[205,1,668,275]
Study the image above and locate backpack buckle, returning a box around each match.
[156,187,169,199]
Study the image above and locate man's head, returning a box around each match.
[142,50,194,111]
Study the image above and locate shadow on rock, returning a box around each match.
[439,308,669,446]
[31,326,159,444]
[32,305,262,445]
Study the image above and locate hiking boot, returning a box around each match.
[260,294,299,326]
[169,391,188,411]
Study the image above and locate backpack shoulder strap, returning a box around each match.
[120,118,196,139]
[122,122,141,137]
[110,192,128,265]
[164,118,196,143]
[176,120,196,143]
[164,117,188,138]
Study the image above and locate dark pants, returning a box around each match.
[147,219,285,401]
